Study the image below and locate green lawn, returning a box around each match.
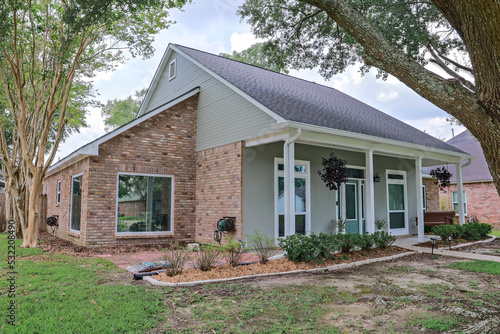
[490,230,500,237]
[0,234,165,333]
[448,260,500,275]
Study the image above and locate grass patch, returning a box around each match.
[490,230,500,237]
[0,234,165,333]
[408,312,464,331]
[447,260,500,275]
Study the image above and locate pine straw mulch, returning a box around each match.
[38,232,172,256]
[154,246,409,283]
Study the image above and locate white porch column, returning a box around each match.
[287,142,296,235]
[365,149,375,234]
[283,129,300,237]
[456,162,466,225]
[415,157,425,243]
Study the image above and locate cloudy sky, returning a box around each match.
[56,0,465,161]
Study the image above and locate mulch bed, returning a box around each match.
[38,232,172,256]
[415,236,491,249]
[154,246,409,283]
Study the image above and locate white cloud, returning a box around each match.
[378,91,399,102]
[404,117,466,141]
[230,32,264,53]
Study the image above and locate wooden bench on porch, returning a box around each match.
[415,211,455,227]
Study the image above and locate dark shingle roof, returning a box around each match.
[436,131,492,182]
[175,44,466,154]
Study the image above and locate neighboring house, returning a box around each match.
[43,44,473,246]
[436,131,500,228]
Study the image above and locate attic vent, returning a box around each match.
[168,59,177,80]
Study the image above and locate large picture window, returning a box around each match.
[116,173,173,233]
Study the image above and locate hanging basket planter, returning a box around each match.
[429,166,452,190]
[317,152,348,191]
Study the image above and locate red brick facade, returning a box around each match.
[440,182,500,229]
[44,95,198,246]
[195,142,244,243]
[423,178,440,212]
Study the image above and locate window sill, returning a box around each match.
[68,231,80,238]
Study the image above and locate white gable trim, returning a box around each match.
[168,45,285,123]
[47,87,200,176]
[137,48,175,117]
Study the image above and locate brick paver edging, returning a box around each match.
[143,251,417,287]
[447,235,497,249]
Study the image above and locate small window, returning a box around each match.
[388,174,404,180]
[277,164,306,172]
[452,191,467,215]
[168,59,177,80]
[57,180,61,204]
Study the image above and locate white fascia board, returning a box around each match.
[245,129,290,147]
[136,47,174,117]
[170,45,286,123]
[47,88,200,176]
[274,121,474,163]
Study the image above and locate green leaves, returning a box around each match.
[101,88,145,132]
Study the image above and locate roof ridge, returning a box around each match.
[173,43,349,95]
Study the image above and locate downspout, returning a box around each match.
[283,129,301,237]
[462,158,472,169]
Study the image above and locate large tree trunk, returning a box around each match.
[21,168,43,248]
[473,126,500,197]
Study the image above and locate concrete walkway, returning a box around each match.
[394,235,500,262]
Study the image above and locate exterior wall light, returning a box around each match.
[374,172,381,183]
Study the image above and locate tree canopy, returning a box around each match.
[0,0,190,247]
[102,89,146,132]
[239,0,500,196]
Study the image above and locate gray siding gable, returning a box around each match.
[141,50,277,151]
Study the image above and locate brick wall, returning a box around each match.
[43,95,198,246]
[423,178,440,212]
[440,182,500,229]
[44,159,90,246]
[196,142,244,243]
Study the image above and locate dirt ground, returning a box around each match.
[152,252,500,334]
[458,238,500,257]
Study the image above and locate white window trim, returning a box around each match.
[70,173,83,233]
[115,172,175,236]
[422,185,426,213]
[386,169,408,236]
[57,180,61,205]
[452,190,467,216]
[168,59,177,80]
[274,158,311,239]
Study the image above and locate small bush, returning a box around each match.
[193,243,222,271]
[336,233,362,253]
[358,233,375,251]
[246,230,278,264]
[222,237,246,266]
[432,222,493,242]
[372,231,396,249]
[432,225,461,241]
[330,217,348,233]
[163,242,190,277]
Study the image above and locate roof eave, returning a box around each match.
[47,87,200,176]
[274,121,475,162]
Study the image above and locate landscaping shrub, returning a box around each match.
[358,233,375,251]
[222,237,246,266]
[330,217,347,233]
[246,230,278,264]
[432,222,492,242]
[193,243,222,271]
[163,242,191,276]
[278,233,338,262]
[372,231,396,249]
[336,233,362,253]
